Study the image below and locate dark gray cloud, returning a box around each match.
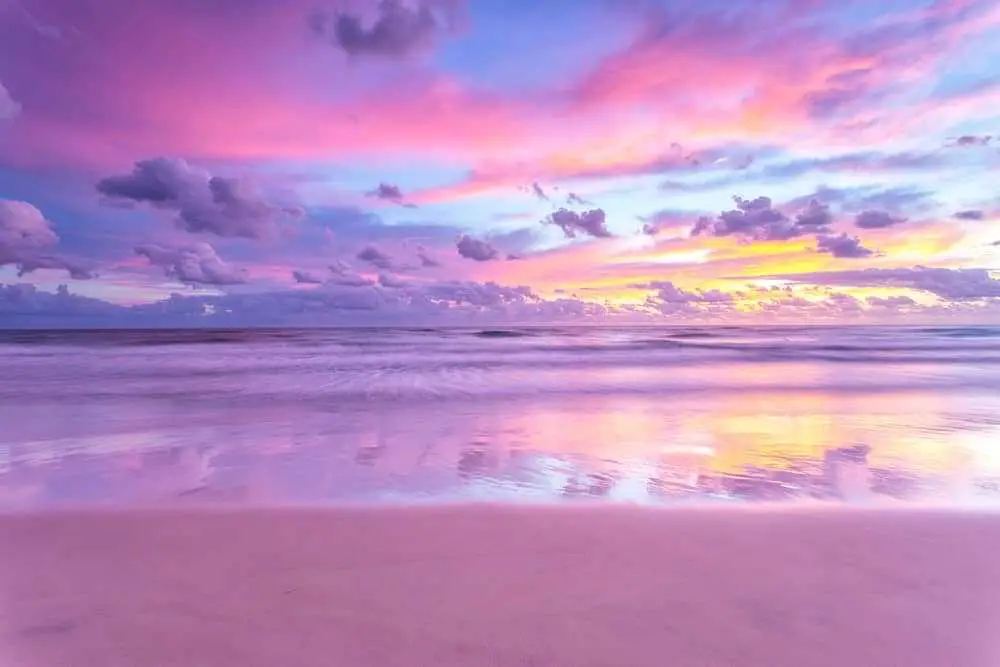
[954,209,985,220]
[763,267,1000,300]
[97,157,302,239]
[692,196,831,241]
[854,209,907,229]
[292,270,324,284]
[310,0,462,59]
[135,242,247,286]
[456,234,500,261]
[546,208,612,239]
[0,199,94,279]
[356,244,396,270]
[816,233,875,259]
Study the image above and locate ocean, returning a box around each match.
[2,325,999,509]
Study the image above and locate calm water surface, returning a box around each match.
[2,325,999,509]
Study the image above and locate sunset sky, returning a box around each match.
[1,0,999,325]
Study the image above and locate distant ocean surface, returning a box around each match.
[2,325,999,509]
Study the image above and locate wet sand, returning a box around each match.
[2,505,999,666]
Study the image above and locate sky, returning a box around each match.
[1,0,999,326]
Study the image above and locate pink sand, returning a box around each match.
[2,505,1000,666]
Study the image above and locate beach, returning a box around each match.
[3,505,1000,666]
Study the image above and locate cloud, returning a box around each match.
[866,295,917,309]
[310,0,462,60]
[456,234,500,261]
[0,81,20,120]
[766,267,1000,300]
[794,199,833,229]
[417,248,441,267]
[0,199,93,279]
[692,196,831,241]
[816,233,875,259]
[530,182,550,202]
[14,255,96,280]
[292,270,324,284]
[377,272,408,288]
[0,200,58,254]
[566,192,590,206]
[418,280,537,308]
[0,284,120,322]
[854,209,907,229]
[954,209,985,220]
[366,182,413,206]
[637,281,735,315]
[97,157,301,239]
[638,209,693,237]
[329,261,375,287]
[949,135,992,147]
[135,242,247,286]
[546,208,612,239]
[356,244,396,270]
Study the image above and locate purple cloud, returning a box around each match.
[0,284,120,322]
[692,196,831,241]
[292,270,324,284]
[954,209,985,220]
[97,157,301,239]
[854,209,907,229]
[356,245,396,270]
[794,199,833,228]
[311,0,462,59]
[366,182,411,206]
[566,192,590,206]
[765,267,1000,300]
[456,234,500,261]
[135,242,247,286]
[635,281,734,315]
[377,272,408,288]
[816,233,875,259]
[417,248,441,268]
[530,182,550,202]
[950,135,992,147]
[368,182,403,201]
[329,261,375,287]
[419,280,537,308]
[866,295,917,309]
[0,199,93,279]
[546,208,612,239]
[0,81,20,120]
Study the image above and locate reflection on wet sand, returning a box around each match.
[2,387,999,509]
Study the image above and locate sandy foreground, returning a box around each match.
[2,505,1000,667]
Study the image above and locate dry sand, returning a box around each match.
[2,505,1000,666]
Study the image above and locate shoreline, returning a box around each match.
[3,505,999,666]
